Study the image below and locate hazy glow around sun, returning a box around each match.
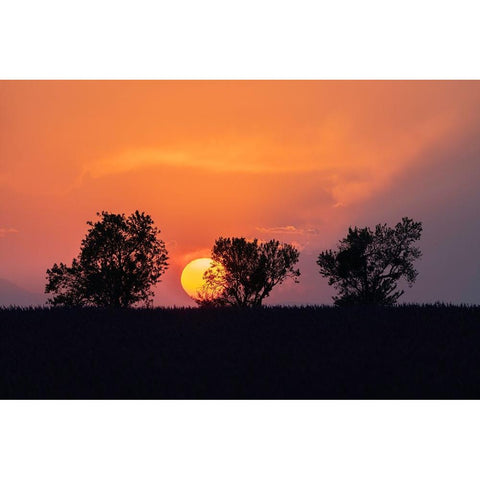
[180,258,213,299]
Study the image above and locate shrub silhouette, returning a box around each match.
[45,211,169,307]
[196,237,300,307]
[317,217,422,306]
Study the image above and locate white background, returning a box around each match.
[2,0,480,79]
[2,1,480,479]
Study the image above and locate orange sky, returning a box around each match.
[1,81,480,305]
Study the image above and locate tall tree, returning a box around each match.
[45,211,169,307]
[197,237,300,307]
[317,217,422,306]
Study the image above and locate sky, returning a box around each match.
[1,80,480,306]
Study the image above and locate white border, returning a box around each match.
[2,0,480,79]
[1,401,479,480]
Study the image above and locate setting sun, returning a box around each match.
[180,258,214,299]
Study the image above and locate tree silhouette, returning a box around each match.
[317,217,422,306]
[196,237,300,307]
[45,211,169,307]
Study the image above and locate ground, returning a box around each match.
[1,305,480,399]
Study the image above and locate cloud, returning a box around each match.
[0,227,18,238]
[81,148,337,182]
[77,107,458,216]
[81,140,316,180]
[179,248,213,267]
[256,225,322,235]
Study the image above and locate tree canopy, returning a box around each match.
[196,237,300,307]
[45,211,169,307]
[317,217,422,306]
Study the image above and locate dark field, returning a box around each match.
[1,305,480,399]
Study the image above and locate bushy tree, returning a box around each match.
[45,211,169,307]
[317,217,422,306]
[197,237,300,307]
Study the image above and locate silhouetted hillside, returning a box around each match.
[1,305,480,399]
[0,279,45,307]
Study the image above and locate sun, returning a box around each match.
[181,258,214,300]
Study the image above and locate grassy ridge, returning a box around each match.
[1,305,480,398]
